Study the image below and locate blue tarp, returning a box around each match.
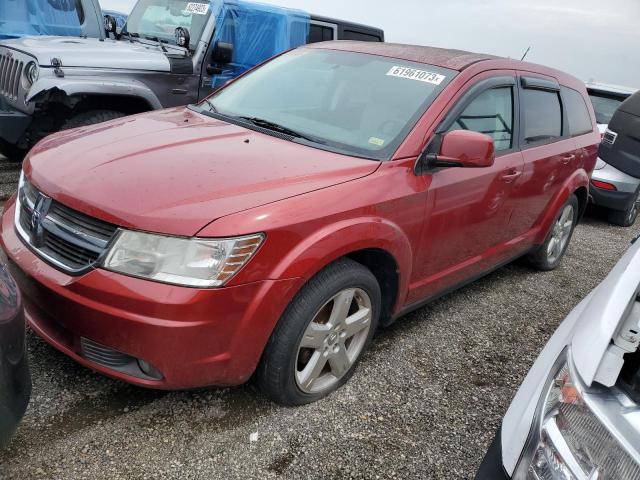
[0,0,82,39]
[209,0,310,88]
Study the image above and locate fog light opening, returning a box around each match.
[137,359,163,380]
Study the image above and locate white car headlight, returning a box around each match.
[24,62,39,86]
[515,350,639,479]
[102,230,264,288]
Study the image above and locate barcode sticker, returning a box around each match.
[184,2,210,15]
[386,66,446,85]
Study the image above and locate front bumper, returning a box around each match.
[0,197,300,390]
[591,159,640,212]
[0,100,31,144]
[475,427,510,479]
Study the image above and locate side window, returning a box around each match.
[308,24,335,43]
[521,89,563,145]
[449,87,514,152]
[562,87,593,136]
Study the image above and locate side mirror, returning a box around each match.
[104,15,117,36]
[426,130,495,169]
[212,42,234,64]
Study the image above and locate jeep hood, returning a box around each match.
[1,36,172,71]
[25,108,380,237]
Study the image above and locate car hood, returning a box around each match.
[26,108,380,237]
[571,237,640,386]
[1,36,173,71]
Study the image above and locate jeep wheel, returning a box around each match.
[0,139,27,163]
[255,258,381,406]
[61,110,126,131]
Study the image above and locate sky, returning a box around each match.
[100,0,640,88]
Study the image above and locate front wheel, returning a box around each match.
[527,194,579,271]
[255,258,381,406]
[61,110,125,131]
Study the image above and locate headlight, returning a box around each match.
[515,350,639,479]
[24,62,39,86]
[102,230,264,288]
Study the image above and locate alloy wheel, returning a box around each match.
[295,288,373,394]
[547,204,575,264]
[627,193,640,225]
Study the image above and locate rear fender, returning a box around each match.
[534,169,590,245]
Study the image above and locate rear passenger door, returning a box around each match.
[508,76,576,236]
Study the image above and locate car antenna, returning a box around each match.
[521,46,532,61]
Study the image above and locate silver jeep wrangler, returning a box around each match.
[0,0,383,161]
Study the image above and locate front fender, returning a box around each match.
[27,76,162,110]
[533,169,590,245]
[266,217,414,311]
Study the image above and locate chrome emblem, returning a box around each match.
[6,51,13,59]
[30,193,51,247]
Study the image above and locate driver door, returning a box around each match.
[410,76,525,303]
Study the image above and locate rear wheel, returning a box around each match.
[255,258,381,406]
[61,110,125,131]
[608,189,640,227]
[527,195,579,271]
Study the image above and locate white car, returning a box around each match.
[477,233,640,479]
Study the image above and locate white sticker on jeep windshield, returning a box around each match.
[386,66,446,85]
[184,2,210,15]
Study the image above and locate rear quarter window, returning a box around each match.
[521,89,563,145]
[562,87,594,136]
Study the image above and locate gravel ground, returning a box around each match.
[0,154,636,479]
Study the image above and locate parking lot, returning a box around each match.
[0,156,635,480]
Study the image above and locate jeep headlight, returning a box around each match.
[24,62,39,86]
[102,230,264,288]
[515,350,638,479]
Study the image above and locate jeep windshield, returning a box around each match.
[196,49,455,160]
[125,0,211,49]
[0,0,84,39]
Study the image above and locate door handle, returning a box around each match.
[500,171,522,183]
[560,154,576,165]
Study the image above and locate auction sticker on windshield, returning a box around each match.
[386,66,446,85]
[184,2,210,15]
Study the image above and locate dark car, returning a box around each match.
[592,91,640,226]
[0,262,30,447]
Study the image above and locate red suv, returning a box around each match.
[0,42,599,405]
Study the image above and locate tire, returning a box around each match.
[608,189,640,227]
[255,258,381,406]
[0,139,27,163]
[527,194,579,271]
[61,110,125,131]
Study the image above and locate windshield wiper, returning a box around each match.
[237,116,323,144]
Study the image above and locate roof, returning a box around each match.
[585,81,638,97]
[305,41,501,71]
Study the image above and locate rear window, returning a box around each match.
[521,89,563,145]
[308,24,334,43]
[562,87,593,136]
[589,93,625,125]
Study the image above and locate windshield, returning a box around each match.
[0,0,83,39]
[125,0,211,49]
[589,93,626,125]
[198,49,455,160]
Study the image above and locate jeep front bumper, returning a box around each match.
[0,99,32,144]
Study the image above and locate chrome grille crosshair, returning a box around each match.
[0,52,24,100]
[15,179,119,274]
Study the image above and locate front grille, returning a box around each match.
[16,179,119,273]
[0,52,24,100]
